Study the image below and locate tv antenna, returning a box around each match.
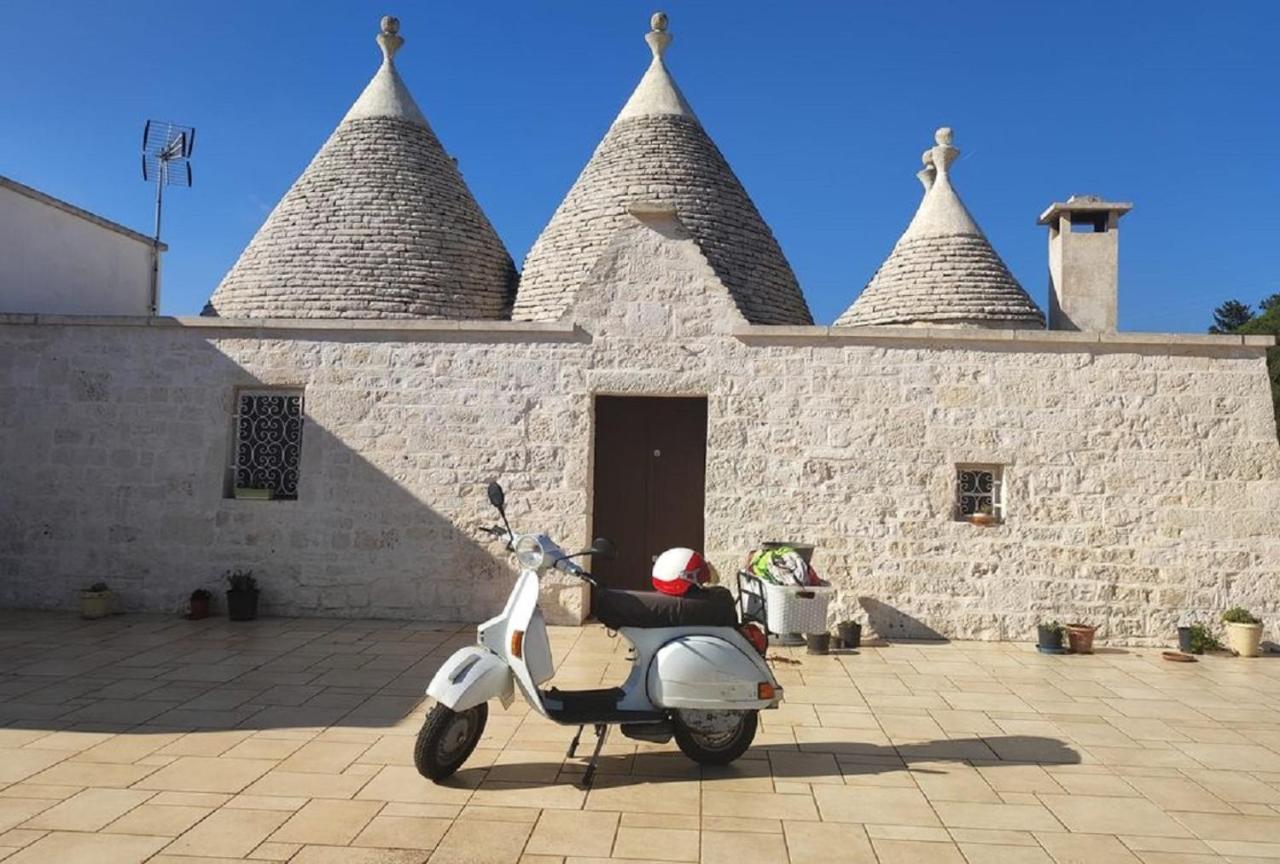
[140,120,195,314]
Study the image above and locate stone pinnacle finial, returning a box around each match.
[646,11,672,59]
[921,126,959,177]
[378,15,404,63]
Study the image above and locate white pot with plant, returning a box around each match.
[1222,607,1263,657]
[80,582,113,619]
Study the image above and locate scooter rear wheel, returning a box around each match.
[673,709,757,765]
[414,702,488,781]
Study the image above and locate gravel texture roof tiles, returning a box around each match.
[204,17,516,320]
[836,128,1045,328]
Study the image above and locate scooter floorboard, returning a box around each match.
[542,687,665,726]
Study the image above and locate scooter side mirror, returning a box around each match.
[588,537,617,560]
[486,482,506,514]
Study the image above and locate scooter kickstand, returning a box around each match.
[566,725,584,759]
[580,723,609,789]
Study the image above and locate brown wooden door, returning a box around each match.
[591,396,707,591]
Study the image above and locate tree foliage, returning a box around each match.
[1210,300,1254,334]
[1220,297,1280,439]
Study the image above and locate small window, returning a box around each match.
[956,465,1003,523]
[230,389,304,501]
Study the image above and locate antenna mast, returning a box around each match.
[140,120,195,314]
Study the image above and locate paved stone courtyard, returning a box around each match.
[1,612,1278,863]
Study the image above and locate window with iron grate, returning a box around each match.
[230,389,304,501]
[955,464,1003,522]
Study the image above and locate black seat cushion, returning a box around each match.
[592,585,738,630]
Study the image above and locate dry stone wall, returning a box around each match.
[1,221,1277,643]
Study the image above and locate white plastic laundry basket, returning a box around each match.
[739,572,833,635]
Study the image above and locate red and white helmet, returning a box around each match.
[652,548,710,596]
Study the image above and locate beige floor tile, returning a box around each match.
[467,780,584,811]
[1039,795,1191,837]
[0,750,69,785]
[223,793,309,811]
[74,732,184,764]
[1051,772,1137,797]
[866,824,954,842]
[22,788,152,831]
[525,810,618,858]
[911,762,1001,803]
[102,803,211,836]
[700,815,782,834]
[812,785,937,826]
[428,818,532,864]
[1123,775,1235,813]
[958,842,1054,863]
[149,792,231,807]
[1171,811,1280,842]
[249,841,303,860]
[0,828,45,849]
[0,800,55,834]
[2,830,167,864]
[701,830,788,864]
[352,815,451,850]
[25,760,156,788]
[932,801,1063,832]
[135,756,275,793]
[1035,831,1142,863]
[294,846,428,864]
[871,838,967,864]
[277,740,371,775]
[270,798,382,845]
[158,731,257,757]
[977,765,1064,794]
[1174,743,1280,773]
[163,807,291,858]
[704,789,819,821]
[222,736,308,761]
[611,825,699,862]
[244,768,370,800]
[783,821,876,864]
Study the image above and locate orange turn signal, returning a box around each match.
[510,630,524,659]
[757,682,776,700]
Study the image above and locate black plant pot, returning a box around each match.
[806,633,831,655]
[837,621,862,649]
[1036,625,1064,651]
[1177,626,1194,653]
[226,589,259,622]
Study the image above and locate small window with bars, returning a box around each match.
[956,465,1003,523]
[230,389,304,501]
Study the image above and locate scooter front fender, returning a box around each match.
[427,646,514,712]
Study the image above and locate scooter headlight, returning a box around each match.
[514,535,546,570]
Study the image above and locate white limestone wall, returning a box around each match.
[0,220,1277,644]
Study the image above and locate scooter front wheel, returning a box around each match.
[414,702,488,781]
[673,709,757,765]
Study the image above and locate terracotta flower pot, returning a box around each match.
[1065,624,1096,654]
[1225,622,1263,658]
[189,594,210,620]
[969,513,996,526]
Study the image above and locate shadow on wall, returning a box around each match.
[0,325,545,623]
[858,597,948,642]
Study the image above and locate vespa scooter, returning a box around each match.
[416,482,782,787]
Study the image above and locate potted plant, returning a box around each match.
[226,570,259,621]
[969,503,997,527]
[837,620,862,649]
[188,589,212,620]
[1036,620,1064,653]
[81,582,113,619]
[1222,607,1263,657]
[1177,622,1219,655]
[1065,622,1097,654]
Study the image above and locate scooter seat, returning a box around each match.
[592,585,738,630]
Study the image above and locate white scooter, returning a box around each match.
[417,482,782,787]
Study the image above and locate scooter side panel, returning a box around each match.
[645,633,780,710]
[426,646,514,711]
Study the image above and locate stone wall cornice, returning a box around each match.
[731,324,1276,353]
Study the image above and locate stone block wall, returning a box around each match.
[0,219,1276,643]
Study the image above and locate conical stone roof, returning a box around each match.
[836,128,1044,328]
[512,13,812,325]
[204,17,516,320]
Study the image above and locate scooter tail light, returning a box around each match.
[758,682,776,701]
[510,630,524,659]
[739,623,768,657]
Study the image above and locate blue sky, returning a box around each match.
[2,2,1277,329]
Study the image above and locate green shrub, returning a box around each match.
[1184,623,1220,654]
[1222,607,1261,625]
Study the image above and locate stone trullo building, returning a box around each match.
[0,15,1275,644]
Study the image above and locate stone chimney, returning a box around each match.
[1038,196,1132,331]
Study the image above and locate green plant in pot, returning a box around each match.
[1176,622,1219,655]
[80,582,113,620]
[225,570,259,622]
[188,588,212,620]
[1221,607,1263,657]
[1036,620,1064,653]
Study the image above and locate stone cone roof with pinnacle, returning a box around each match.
[204,17,516,320]
[836,129,1044,328]
[512,13,812,325]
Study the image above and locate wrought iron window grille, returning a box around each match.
[230,389,304,500]
[955,465,1003,522]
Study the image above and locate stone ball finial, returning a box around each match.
[645,11,672,58]
[377,15,405,61]
[651,11,669,32]
[935,127,953,147]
